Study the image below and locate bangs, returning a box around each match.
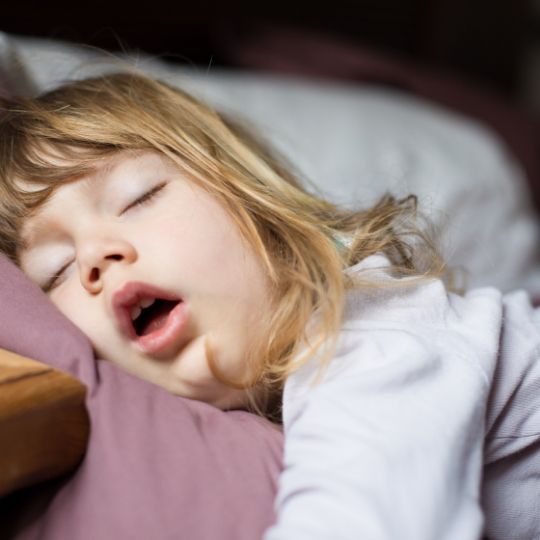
[0,132,125,262]
[4,130,141,208]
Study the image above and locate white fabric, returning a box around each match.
[264,255,540,540]
[0,33,36,97]
[4,31,540,295]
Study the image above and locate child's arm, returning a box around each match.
[265,327,488,539]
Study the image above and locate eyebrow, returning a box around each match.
[77,154,126,199]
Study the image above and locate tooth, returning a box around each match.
[131,305,142,321]
[140,298,155,309]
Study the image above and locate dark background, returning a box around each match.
[2,0,539,112]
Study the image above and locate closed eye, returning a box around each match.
[121,182,167,214]
[42,183,167,293]
[43,259,73,293]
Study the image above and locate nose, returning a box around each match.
[78,236,137,293]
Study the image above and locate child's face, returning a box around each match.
[18,149,274,409]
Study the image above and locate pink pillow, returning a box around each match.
[0,253,283,539]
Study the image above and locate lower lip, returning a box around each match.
[133,301,189,355]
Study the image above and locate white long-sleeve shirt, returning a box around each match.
[264,254,540,540]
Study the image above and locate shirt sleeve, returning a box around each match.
[482,292,540,540]
[263,326,489,540]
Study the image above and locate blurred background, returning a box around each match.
[2,0,539,114]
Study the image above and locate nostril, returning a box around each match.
[89,267,100,282]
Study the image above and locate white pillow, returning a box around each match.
[6,32,540,294]
[0,32,37,97]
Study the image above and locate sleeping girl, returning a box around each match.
[0,71,539,540]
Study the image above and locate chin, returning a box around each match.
[206,389,251,411]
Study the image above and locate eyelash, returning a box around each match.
[121,182,167,214]
[42,183,167,292]
[43,260,71,293]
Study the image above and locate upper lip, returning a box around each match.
[112,281,183,340]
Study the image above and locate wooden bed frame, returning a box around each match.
[0,348,89,497]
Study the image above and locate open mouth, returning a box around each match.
[113,282,190,356]
[132,298,181,337]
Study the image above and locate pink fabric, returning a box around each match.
[218,23,540,214]
[0,253,283,539]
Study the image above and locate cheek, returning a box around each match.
[140,201,271,305]
[50,287,100,339]
[157,212,240,276]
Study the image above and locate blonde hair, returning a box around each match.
[0,70,451,423]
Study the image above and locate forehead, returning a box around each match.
[16,147,144,198]
[19,149,174,247]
